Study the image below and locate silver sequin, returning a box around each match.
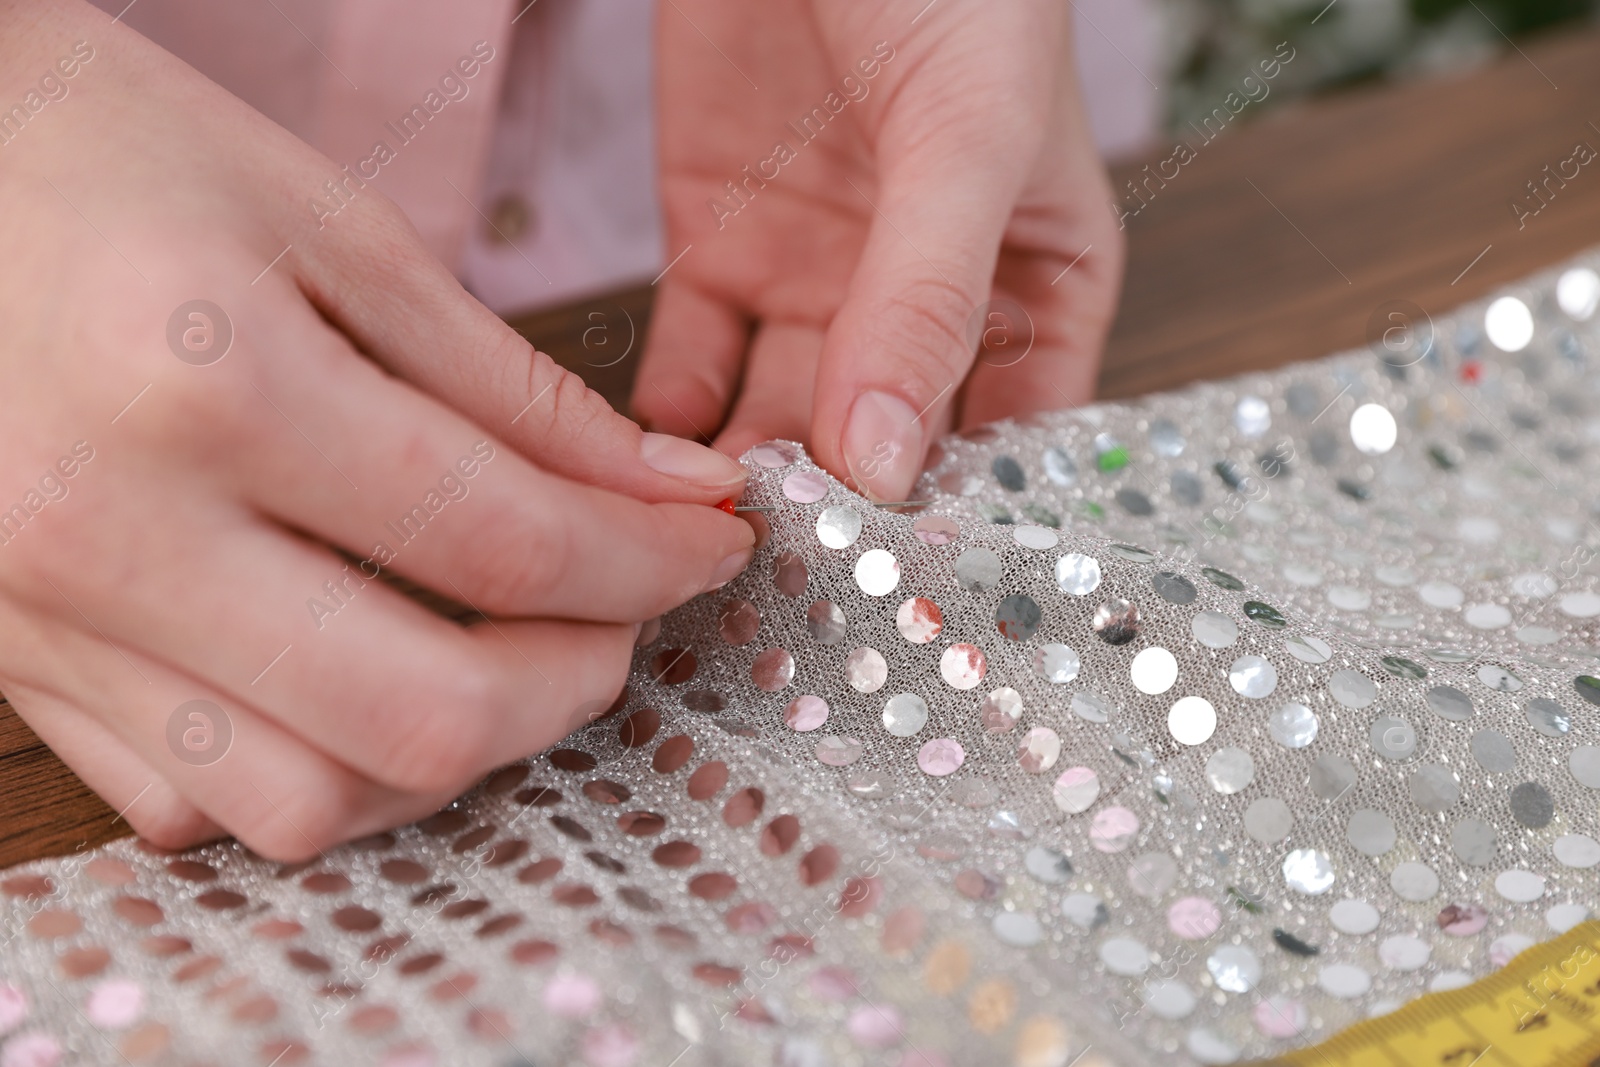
[1151,571,1197,604]
[1409,764,1461,811]
[1092,599,1141,645]
[1369,716,1418,760]
[1191,611,1238,649]
[1269,703,1319,748]
[814,505,862,549]
[1470,729,1517,772]
[995,595,1042,641]
[1228,655,1277,699]
[1032,644,1081,684]
[1054,553,1101,596]
[881,693,929,737]
[1282,849,1335,895]
[1425,685,1474,722]
[955,547,1004,591]
[805,601,847,644]
[1208,945,1263,991]
[1526,697,1572,737]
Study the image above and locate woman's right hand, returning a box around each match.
[0,0,754,860]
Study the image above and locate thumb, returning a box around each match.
[809,120,1029,503]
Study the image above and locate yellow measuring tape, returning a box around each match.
[1255,920,1600,1067]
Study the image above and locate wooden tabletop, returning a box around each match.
[7,26,1600,869]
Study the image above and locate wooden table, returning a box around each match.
[7,26,1600,870]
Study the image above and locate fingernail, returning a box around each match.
[842,390,923,502]
[705,548,753,592]
[640,431,746,489]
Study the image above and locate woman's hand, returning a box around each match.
[0,0,753,860]
[635,0,1124,502]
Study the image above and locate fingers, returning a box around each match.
[807,113,1031,502]
[17,482,639,795]
[288,198,746,503]
[8,613,636,860]
[3,683,224,852]
[223,307,755,620]
[12,294,752,801]
[957,250,1120,427]
[712,319,824,460]
[632,281,750,441]
[1,620,453,861]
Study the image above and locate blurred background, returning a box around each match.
[1155,0,1595,142]
[99,0,1600,311]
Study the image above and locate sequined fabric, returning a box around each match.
[7,256,1600,1067]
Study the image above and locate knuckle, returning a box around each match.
[880,278,980,387]
[298,193,427,302]
[367,191,426,245]
[524,353,609,448]
[344,192,426,269]
[140,361,261,453]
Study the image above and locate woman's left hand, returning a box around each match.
[634,0,1125,502]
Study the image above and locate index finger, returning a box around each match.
[290,195,748,503]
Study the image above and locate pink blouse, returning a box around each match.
[96,0,1158,315]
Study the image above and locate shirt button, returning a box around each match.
[484,192,534,244]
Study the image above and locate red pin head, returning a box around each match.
[715,497,737,515]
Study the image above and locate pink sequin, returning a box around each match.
[725,901,777,935]
[1051,767,1100,814]
[1253,996,1307,1039]
[84,979,143,1030]
[772,552,808,597]
[895,598,944,643]
[751,648,795,692]
[1491,934,1535,969]
[917,739,965,777]
[0,1033,62,1067]
[581,1024,639,1067]
[783,695,829,732]
[1437,903,1489,937]
[0,985,26,1036]
[1089,807,1141,853]
[1167,897,1222,940]
[846,1004,904,1048]
[808,967,858,1002]
[1016,727,1061,773]
[939,644,986,690]
[782,470,828,503]
[542,973,602,1018]
[750,441,799,468]
[816,736,863,767]
[912,515,959,545]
